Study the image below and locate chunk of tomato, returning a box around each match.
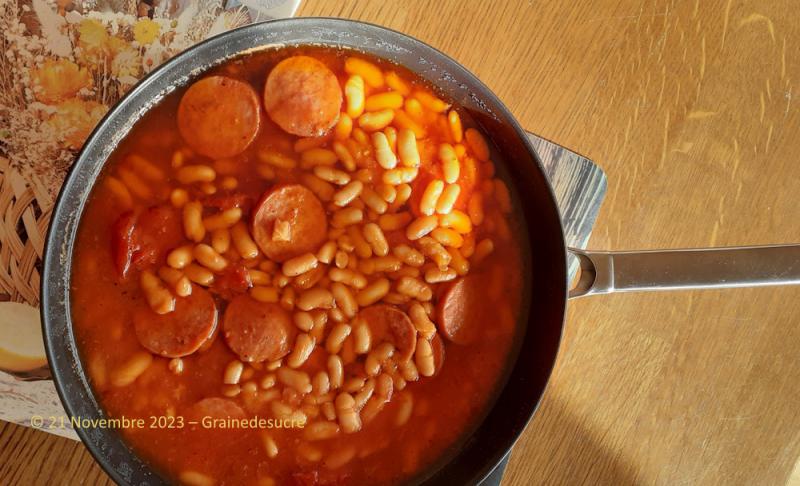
[110,206,183,278]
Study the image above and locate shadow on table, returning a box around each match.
[500,393,638,486]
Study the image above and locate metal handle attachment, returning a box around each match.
[568,244,800,298]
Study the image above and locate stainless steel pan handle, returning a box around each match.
[568,244,800,298]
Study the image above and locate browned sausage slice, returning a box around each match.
[133,287,218,358]
[436,275,482,344]
[263,56,342,137]
[251,184,328,262]
[177,75,261,159]
[223,295,294,362]
[359,305,416,362]
[185,398,246,445]
[188,397,246,421]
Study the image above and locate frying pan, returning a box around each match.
[40,18,800,486]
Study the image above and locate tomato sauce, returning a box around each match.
[70,47,525,486]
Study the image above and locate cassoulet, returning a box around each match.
[71,47,523,486]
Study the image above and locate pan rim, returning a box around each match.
[41,17,569,486]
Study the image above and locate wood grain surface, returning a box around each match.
[2,0,799,485]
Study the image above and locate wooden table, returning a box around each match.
[2,0,799,484]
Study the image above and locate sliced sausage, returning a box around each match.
[435,275,483,344]
[358,305,416,362]
[177,75,261,159]
[223,295,294,362]
[185,398,246,445]
[187,397,246,421]
[133,287,218,358]
[264,55,342,137]
[251,184,328,262]
[197,320,219,353]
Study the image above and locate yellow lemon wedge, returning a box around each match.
[0,302,47,373]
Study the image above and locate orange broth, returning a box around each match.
[70,47,524,486]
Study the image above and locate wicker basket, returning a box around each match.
[0,0,266,306]
[0,157,52,307]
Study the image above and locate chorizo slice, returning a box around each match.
[263,55,342,137]
[251,184,328,262]
[185,398,246,444]
[187,397,246,421]
[435,275,483,344]
[133,286,218,358]
[177,75,261,159]
[223,295,294,362]
[358,305,416,362]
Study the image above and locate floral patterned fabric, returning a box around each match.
[0,0,295,197]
